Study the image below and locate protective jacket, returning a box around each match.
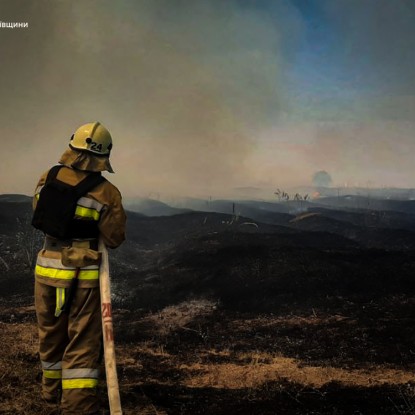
[33,161,126,289]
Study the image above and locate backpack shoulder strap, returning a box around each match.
[45,165,64,183]
[74,172,106,198]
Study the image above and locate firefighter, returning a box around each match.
[32,122,126,414]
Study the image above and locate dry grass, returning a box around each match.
[182,354,414,389]
[1,303,415,414]
[0,319,45,414]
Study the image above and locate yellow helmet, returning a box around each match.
[69,122,113,156]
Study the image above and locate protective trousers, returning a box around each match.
[35,280,102,414]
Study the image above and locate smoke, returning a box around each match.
[308,120,415,187]
[0,0,414,198]
[0,0,289,197]
[320,0,415,94]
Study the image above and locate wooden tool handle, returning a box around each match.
[99,238,123,415]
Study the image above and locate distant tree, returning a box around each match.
[312,171,332,188]
[274,189,309,211]
[274,189,290,201]
[274,189,282,201]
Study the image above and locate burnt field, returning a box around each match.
[1,194,415,414]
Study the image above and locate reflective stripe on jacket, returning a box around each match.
[35,256,100,281]
[35,192,104,221]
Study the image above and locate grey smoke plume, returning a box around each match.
[0,0,287,197]
[0,0,414,196]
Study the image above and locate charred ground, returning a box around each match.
[0,194,415,414]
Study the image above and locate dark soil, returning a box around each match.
[1,197,415,414]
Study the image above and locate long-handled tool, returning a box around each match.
[99,238,123,415]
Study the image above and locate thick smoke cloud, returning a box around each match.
[0,0,286,197]
[0,0,414,197]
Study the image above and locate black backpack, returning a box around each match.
[32,165,106,239]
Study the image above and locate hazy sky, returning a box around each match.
[0,0,414,198]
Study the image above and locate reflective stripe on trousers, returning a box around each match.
[41,365,99,388]
[42,360,62,379]
[62,368,99,389]
[55,287,65,317]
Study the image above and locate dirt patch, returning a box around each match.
[1,304,415,414]
[143,299,218,336]
[183,355,414,389]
